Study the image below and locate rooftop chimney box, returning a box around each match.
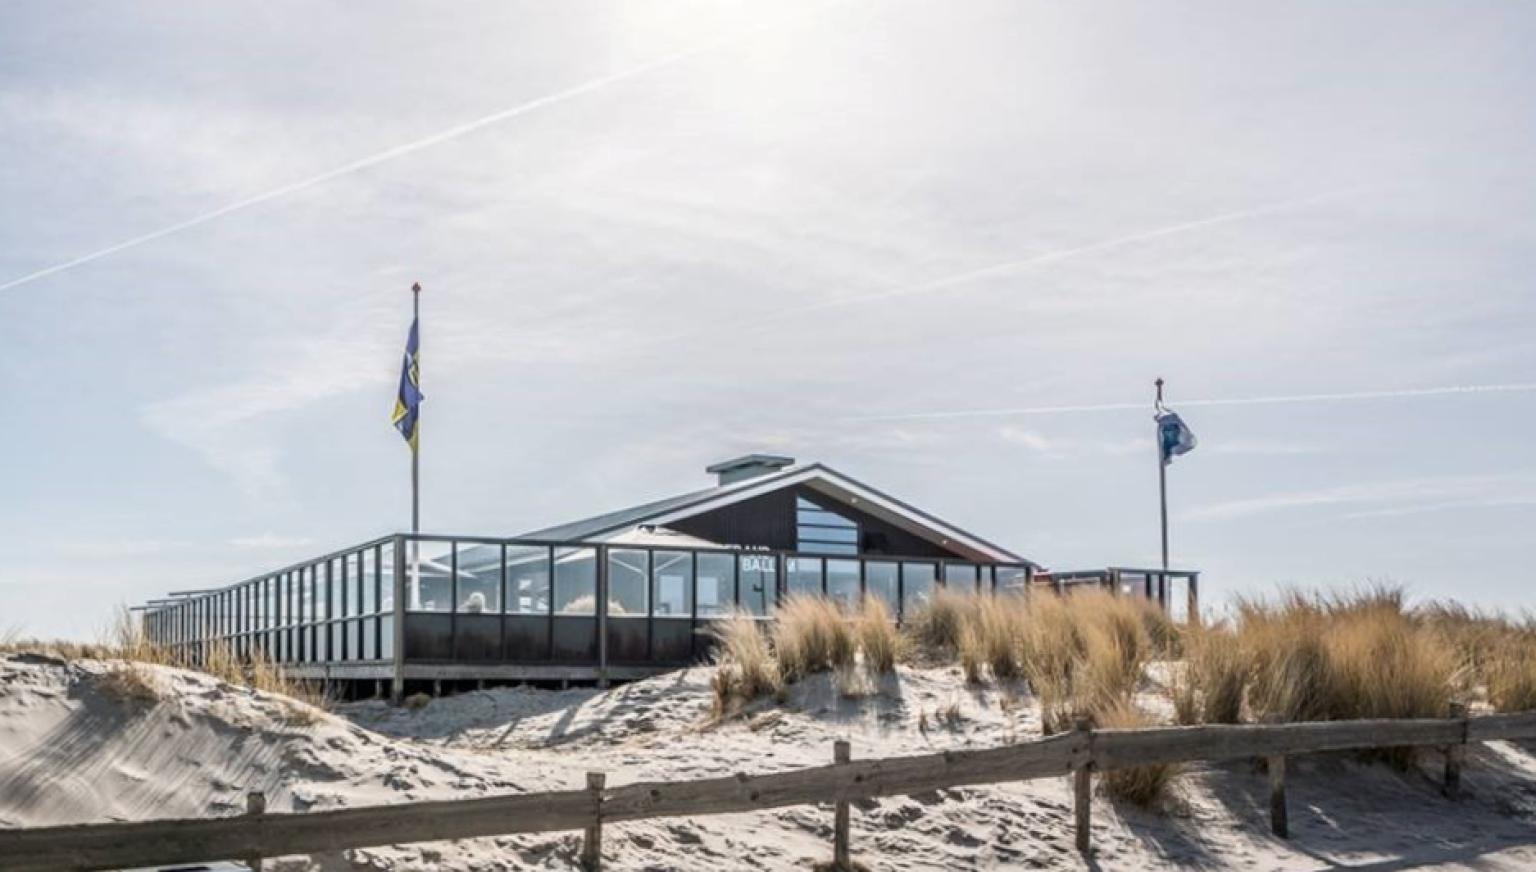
[706,454,795,486]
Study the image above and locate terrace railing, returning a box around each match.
[140,535,1194,695]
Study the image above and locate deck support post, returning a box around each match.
[1268,755,1288,838]
[832,739,852,870]
[581,771,606,871]
[1445,700,1468,798]
[1073,718,1093,855]
[245,791,266,872]
[596,546,610,688]
[390,535,407,704]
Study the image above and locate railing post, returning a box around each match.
[596,546,610,689]
[1268,754,1288,838]
[390,534,406,704]
[581,771,605,871]
[1445,700,1468,798]
[1073,717,1093,855]
[245,791,266,872]
[833,739,852,870]
[1187,572,1200,625]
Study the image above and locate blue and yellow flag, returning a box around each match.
[391,316,422,451]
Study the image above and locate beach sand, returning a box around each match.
[4,652,1536,870]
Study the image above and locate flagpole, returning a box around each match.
[410,281,421,611]
[1156,377,1169,571]
[411,282,421,537]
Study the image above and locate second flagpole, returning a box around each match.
[1156,377,1169,571]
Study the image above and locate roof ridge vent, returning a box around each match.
[705,454,796,486]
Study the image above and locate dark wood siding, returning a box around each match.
[669,487,797,551]
[668,485,971,561]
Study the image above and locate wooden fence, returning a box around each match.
[4,705,1533,872]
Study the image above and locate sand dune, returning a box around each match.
[5,652,1536,869]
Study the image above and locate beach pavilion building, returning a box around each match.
[140,455,1192,698]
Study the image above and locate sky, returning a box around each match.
[3,1,1535,640]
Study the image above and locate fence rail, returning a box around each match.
[4,708,1533,872]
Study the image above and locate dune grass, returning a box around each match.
[855,595,900,674]
[1171,622,1245,725]
[773,595,857,682]
[708,611,784,719]
[2,605,331,714]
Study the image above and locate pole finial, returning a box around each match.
[1155,377,1165,407]
[411,282,421,294]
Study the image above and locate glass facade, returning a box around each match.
[695,552,735,618]
[142,533,1058,670]
[554,547,597,614]
[608,549,649,616]
[455,543,503,614]
[826,559,861,608]
[652,551,693,618]
[506,545,551,614]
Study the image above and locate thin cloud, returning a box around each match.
[0,39,729,294]
[1183,475,1536,523]
[998,426,1143,458]
[627,187,1368,354]
[845,382,1536,423]
[227,534,317,549]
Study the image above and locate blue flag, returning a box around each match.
[391,316,422,451]
[1157,410,1196,466]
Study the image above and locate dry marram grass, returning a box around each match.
[773,596,856,681]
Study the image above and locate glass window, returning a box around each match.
[607,549,649,616]
[312,569,326,621]
[349,553,365,616]
[826,559,860,609]
[902,562,937,617]
[696,552,735,618]
[411,545,453,613]
[363,618,377,660]
[333,558,348,617]
[787,557,823,598]
[652,551,693,618]
[380,615,394,660]
[506,546,551,615]
[362,549,378,614]
[996,566,1030,596]
[378,543,395,612]
[739,554,776,616]
[865,561,898,613]
[554,547,597,614]
[944,563,979,592]
[796,496,860,556]
[455,543,503,614]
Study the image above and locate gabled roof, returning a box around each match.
[518,463,1030,565]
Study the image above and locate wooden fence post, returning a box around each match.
[1267,755,1288,838]
[1073,718,1093,855]
[245,791,266,872]
[581,771,605,871]
[833,740,852,870]
[1445,701,1468,799]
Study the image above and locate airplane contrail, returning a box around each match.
[748,187,1367,322]
[0,41,724,294]
[621,186,1368,357]
[845,382,1536,422]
